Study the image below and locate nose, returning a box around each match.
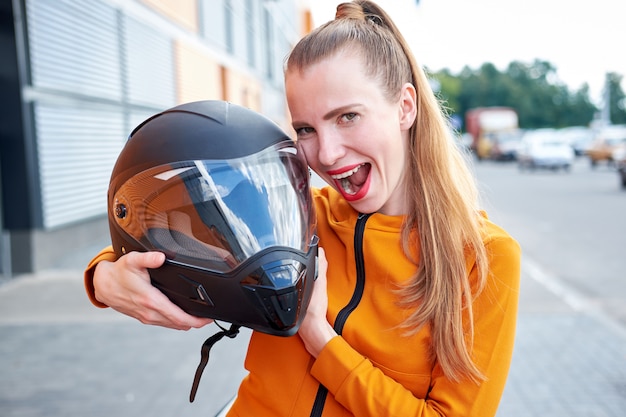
[316,127,345,167]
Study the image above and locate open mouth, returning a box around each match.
[331,163,371,196]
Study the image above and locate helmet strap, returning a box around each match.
[189,322,241,402]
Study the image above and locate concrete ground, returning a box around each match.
[1,252,625,416]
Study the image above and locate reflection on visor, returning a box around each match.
[112,143,314,272]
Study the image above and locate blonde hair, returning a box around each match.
[285,0,489,383]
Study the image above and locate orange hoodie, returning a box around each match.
[85,187,521,417]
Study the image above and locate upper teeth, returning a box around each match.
[331,164,362,180]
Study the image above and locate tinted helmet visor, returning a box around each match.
[111,142,316,271]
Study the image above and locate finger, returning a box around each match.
[124,285,211,330]
[124,250,166,270]
[150,290,214,330]
[317,247,327,283]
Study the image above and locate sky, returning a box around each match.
[308,0,625,105]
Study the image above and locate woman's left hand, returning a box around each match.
[298,248,337,357]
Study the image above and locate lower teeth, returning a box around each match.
[340,178,355,195]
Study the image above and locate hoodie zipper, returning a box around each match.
[309,212,372,417]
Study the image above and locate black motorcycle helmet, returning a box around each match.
[108,100,318,337]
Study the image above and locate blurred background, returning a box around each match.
[1,0,624,277]
[1,0,625,416]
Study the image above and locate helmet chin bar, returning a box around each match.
[149,241,318,337]
[241,258,309,333]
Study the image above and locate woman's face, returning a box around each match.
[286,51,416,216]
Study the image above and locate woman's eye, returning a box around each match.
[295,126,315,138]
[340,113,358,123]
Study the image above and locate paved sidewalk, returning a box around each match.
[497,260,626,416]
[1,257,625,416]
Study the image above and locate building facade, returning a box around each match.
[1,0,313,276]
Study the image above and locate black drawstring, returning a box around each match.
[189,322,241,402]
[309,213,372,416]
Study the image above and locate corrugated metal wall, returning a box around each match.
[25,0,179,229]
[27,0,122,100]
[124,14,176,107]
[27,0,125,229]
[34,105,125,228]
[21,0,297,230]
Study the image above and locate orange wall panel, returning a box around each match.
[174,40,223,103]
[302,9,314,36]
[223,68,262,112]
[140,0,198,32]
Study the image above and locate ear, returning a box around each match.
[398,83,417,130]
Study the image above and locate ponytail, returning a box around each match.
[286,0,489,384]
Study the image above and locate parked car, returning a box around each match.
[488,129,523,161]
[556,126,594,156]
[612,143,626,189]
[517,129,574,172]
[585,124,626,168]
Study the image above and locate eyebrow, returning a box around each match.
[291,104,363,129]
[323,104,361,121]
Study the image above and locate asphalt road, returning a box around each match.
[472,156,626,326]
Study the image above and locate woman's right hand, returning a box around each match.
[93,251,213,330]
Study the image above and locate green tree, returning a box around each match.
[433,59,600,131]
[606,72,626,124]
[428,67,462,117]
[563,84,596,127]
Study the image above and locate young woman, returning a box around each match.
[85,1,521,416]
